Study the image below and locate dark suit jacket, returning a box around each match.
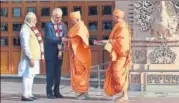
[44,21,67,60]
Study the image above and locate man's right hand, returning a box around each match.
[29,59,34,67]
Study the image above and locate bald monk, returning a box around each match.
[94,9,131,101]
[68,11,91,100]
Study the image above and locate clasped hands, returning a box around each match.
[61,37,69,44]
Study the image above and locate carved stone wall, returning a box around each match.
[133,1,179,40]
[132,40,179,64]
[132,47,147,64]
[115,0,179,65]
[148,46,176,64]
[116,1,179,92]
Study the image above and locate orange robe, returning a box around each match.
[104,20,131,96]
[68,21,91,94]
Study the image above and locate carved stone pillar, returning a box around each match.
[116,1,179,93]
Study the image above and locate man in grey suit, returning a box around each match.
[44,8,68,99]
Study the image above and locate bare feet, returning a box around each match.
[115,92,128,102]
[119,96,128,101]
[115,96,128,103]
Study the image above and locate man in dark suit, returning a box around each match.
[44,8,67,99]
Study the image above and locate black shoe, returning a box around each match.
[21,96,34,101]
[47,95,56,99]
[76,93,88,100]
[54,93,64,98]
[30,96,38,100]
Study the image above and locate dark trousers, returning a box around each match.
[45,58,63,96]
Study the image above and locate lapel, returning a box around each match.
[50,21,56,37]
[50,21,64,37]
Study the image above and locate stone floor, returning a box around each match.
[1,76,179,103]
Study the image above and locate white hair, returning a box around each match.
[24,12,36,23]
[52,8,63,16]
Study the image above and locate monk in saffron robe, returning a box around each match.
[68,11,91,100]
[95,9,131,101]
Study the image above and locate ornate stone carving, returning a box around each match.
[151,1,178,40]
[133,49,146,63]
[134,1,154,32]
[149,44,176,64]
[174,1,179,10]
[134,1,179,40]
[147,73,179,84]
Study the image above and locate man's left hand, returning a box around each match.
[94,40,109,46]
